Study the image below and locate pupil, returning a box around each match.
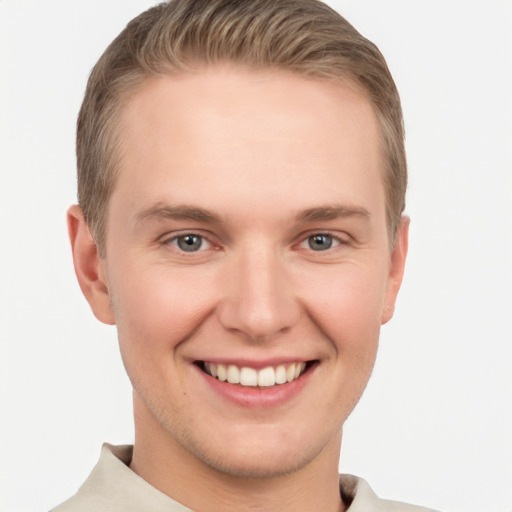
[309,234,332,251]
[178,235,202,252]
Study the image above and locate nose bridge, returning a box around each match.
[218,243,300,340]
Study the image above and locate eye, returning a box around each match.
[171,234,210,252]
[306,233,336,251]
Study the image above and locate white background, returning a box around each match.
[0,1,511,511]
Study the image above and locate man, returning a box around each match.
[54,0,436,510]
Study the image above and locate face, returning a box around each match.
[71,66,408,479]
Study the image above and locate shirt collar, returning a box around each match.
[54,443,433,512]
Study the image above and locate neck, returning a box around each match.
[130,396,346,512]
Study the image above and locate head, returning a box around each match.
[77,0,406,256]
[69,0,409,487]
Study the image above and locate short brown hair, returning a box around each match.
[77,0,406,254]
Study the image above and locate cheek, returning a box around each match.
[109,264,218,356]
[300,263,387,350]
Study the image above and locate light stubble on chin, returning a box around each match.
[134,385,340,481]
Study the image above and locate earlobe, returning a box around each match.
[67,205,115,325]
[381,216,409,325]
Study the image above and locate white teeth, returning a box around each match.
[205,362,308,388]
[217,364,227,382]
[240,367,258,386]
[286,364,296,382]
[227,365,240,384]
[275,365,287,384]
[257,366,275,387]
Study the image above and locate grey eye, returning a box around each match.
[176,234,204,252]
[307,234,333,251]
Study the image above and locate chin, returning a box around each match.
[177,424,332,480]
[195,445,319,480]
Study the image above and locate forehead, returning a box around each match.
[111,66,385,228]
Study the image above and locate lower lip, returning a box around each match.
[195,363,316,409]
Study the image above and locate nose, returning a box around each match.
[216,247,301,341]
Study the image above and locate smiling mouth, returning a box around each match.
[198,361,315,388]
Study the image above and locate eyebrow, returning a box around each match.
[136,203,223,224]
[295,204,371,223]
[135,202,371,226]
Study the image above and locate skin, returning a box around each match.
[68,66,408,512]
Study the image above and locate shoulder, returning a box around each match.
[50,444,134,512]
[341,474,440,512]
[50,444,192,512]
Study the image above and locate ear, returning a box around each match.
[381,216,409,325]
[67,205,115,325]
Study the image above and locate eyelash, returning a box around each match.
[162,231,348,254]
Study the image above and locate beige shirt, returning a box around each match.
[52,444,438,512]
